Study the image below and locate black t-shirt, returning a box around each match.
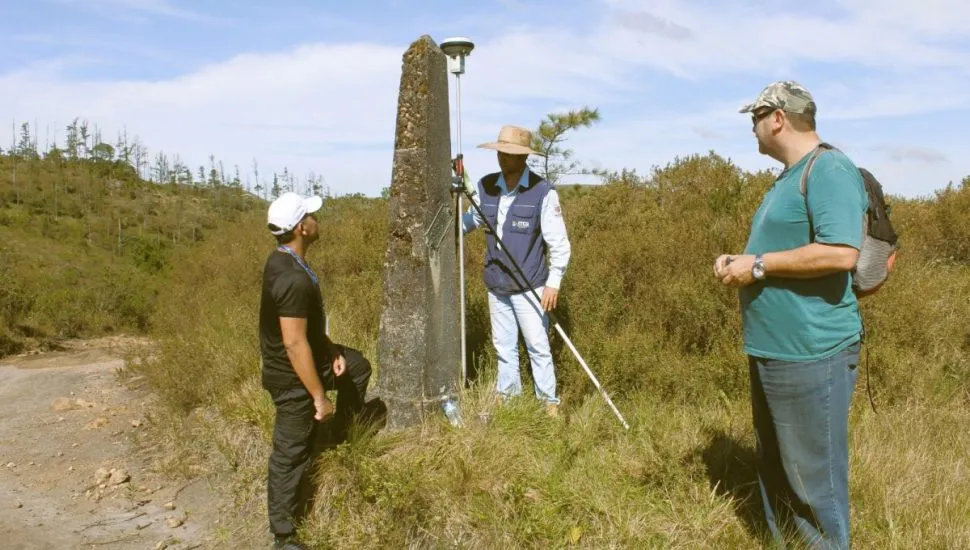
[259,249,332,390]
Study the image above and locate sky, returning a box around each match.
[1,0,968,199]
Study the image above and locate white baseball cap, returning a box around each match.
[267,192,323,236]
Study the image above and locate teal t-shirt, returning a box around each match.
[740,147,869,362]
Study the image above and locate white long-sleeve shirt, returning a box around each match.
[461,167,571,289]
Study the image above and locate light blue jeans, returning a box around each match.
[487,288,559,404]
[749,342,861,550]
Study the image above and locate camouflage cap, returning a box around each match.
[738,80,817,115]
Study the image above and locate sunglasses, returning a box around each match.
[751,108,776,125]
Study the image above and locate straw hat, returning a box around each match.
[476,125,542,156]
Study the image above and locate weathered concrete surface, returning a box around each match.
[372,35,459,430]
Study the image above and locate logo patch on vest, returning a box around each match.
[512,220,531,230]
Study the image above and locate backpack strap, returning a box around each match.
[799,142,838,243]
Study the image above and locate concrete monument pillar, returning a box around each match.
[372,35,460,429]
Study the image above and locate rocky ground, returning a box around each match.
[0,337,259,550]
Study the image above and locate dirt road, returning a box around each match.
[0,338,248,550]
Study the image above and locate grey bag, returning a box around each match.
[800,143,899,297]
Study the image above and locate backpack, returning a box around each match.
[800,142,899,297]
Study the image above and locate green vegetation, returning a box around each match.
[4,115,969,547]
[0,120,311,356]
[139,150,970,546]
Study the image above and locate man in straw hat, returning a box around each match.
[461,124,571,417]
[714,81,868,550]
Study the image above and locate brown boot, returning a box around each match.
[545,403,559,418]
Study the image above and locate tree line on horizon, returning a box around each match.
[2,118,329,202]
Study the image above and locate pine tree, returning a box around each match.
[281,167,293,193]
[92,123,103,153]
[271,173,282,199]
[309,172,324,197]
[181,164,193,186]
[91,142,115,162]
[252,159,262,198]
[208,155,219,186]
[116,130,130,166]
[132,138,148,180]
[528,107,601,185]
[66,118,80,160]
[152,151,170,184]
[16,122,38,159]
[79,119,90,159]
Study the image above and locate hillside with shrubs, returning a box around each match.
[3,116,969,547]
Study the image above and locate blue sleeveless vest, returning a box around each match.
[477,171,552,295]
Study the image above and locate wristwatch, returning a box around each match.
[752,254,766,280]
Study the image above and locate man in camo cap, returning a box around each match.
[739,80,817,116]
[714,80,868,550]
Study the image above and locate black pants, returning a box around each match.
[266,346,372,538]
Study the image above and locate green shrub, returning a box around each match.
[0,152,263,353]
[129,153,970,548]
[138,153,970,412]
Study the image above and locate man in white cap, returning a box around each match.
[461,124,571,417]
[714,81,868,550]
[259,192,373,549]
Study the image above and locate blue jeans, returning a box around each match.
[749,342,860,550]
[487,288,559,404]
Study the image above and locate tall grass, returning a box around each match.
[137,154,970,548]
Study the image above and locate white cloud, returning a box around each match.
[870,146,949,164]
[814,73,970,121]
[610,11,694,41]
[3,0,969,199]
[596,0,970,75]
[52,0,225,23]
[837,0,970,38]
[1,41,405,188]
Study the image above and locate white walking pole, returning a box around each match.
[441,37,474,388]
